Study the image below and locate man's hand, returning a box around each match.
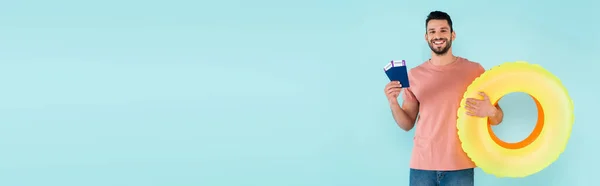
[384,80,419,131]
[465,91,497,117]
[384,81,403,103]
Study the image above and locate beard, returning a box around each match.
[428,38,452,55]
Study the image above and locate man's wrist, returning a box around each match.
[488,107,498,117]
[389,99,400,106]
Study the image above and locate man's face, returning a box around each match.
[425,19,455,55]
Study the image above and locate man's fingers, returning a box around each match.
[387,86,401,91]
[387,89,401,95]
[387,83,402,89]
[466,98,479,106]
[384,81,403,97]
[465,105,477,111]
[479,92,489,99]
[384,85,396,93]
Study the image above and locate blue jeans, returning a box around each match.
[409,168,474,186]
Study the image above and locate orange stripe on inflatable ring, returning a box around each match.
[487,94,545,149]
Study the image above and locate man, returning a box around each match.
[383,11,505,186]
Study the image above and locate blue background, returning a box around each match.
[1,0,598,185]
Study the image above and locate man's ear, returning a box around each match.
[452,31,456,41]
[424,33,428,42]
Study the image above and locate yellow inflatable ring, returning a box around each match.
[457,61,574,178]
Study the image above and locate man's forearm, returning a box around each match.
[389,102,415,131]
[489,104,504,125]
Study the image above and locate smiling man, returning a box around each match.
[383,11,505,186]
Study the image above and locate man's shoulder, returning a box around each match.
[459,57,486,75]
[407,60,430,73]
[459,57,484,68]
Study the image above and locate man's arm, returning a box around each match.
[473,64,503,125]
[488,104,504,125]
[389,101,420,131]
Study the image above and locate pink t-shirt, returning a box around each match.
[402,57,485,171]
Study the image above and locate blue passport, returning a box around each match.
[384,60,410,88]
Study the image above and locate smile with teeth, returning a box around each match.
[433,40,445,45]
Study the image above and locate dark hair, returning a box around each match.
[426,11,453,32]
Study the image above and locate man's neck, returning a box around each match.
[429,53,457,66]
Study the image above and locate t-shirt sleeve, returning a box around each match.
[401,70,418,103]
[402,87,418,103]
[475,63,486,76]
